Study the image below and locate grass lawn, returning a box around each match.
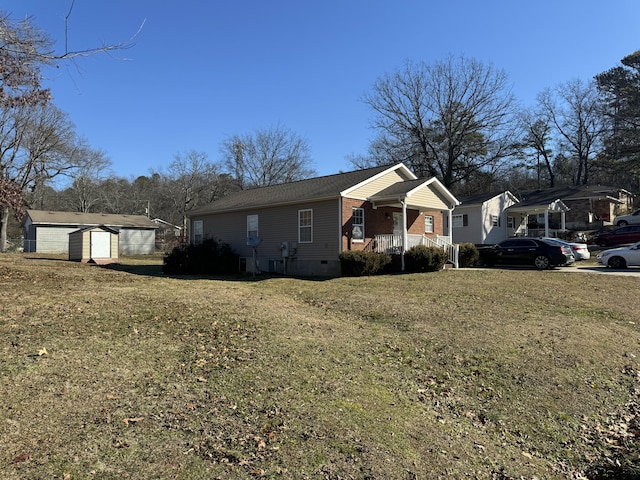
[1,253,639,479]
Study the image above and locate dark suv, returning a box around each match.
[480,238,575,270]
[591,225,640,246]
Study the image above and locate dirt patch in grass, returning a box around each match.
[1,254,639,478]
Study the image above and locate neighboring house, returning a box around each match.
[512,185,636,232]
[452,191,520,245]
[22,210,158,254]
[152,218,183,250]
[187,163,460,277]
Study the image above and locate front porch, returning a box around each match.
[367,234,460,268]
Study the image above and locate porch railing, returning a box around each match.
[370,234,459,268]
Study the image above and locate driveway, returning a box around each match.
[557,263,640,277]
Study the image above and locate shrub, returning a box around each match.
[163,238,239,275]
[404,245,447,272]
[458,242,480,267]
[339,250,391,276]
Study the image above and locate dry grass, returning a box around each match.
[1,254,639,479]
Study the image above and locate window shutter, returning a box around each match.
[463,214,468,227]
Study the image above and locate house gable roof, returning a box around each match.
[517,185,627,204]
[189,163,461,216]
[368,177,460,209]
[189,164,405,215]
[25,210,158,229]
[457,191,519,207]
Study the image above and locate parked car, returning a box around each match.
[597,241,640,269]
[590,225,640,246]
[540,237,591,260]
[613,209,640,226]
[479,238,575,270]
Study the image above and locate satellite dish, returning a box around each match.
[247,237,262,247]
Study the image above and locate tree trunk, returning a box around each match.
[0,206,9,252]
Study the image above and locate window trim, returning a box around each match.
[193,220,203,244]
[298,209,313,243]
[352,207,365,242]
[425,215,434,233]
[247,214,258,244]
[452,214,468,228]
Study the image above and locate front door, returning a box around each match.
[91,231,111,258]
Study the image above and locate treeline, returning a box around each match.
[2,9,640,249]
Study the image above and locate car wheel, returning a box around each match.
[534,255,551,270]
[608,256,627,269]
[598,240,609,247]
[617,220,628,227]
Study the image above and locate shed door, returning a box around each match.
[91,231,111,258]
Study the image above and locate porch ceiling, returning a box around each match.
[507,199,569,214]
[372,199,442,211]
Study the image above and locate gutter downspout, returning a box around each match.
[338,197,343,254]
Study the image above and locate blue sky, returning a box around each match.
[4,1,640,181]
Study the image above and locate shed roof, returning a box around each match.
[69,225,120,235]
[25,210,158,229]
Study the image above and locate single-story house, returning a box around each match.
[515,185,636,231]
[68,225,119,264]
[452,191,520,245]
[187,163,460,277]
[22,210,158,254]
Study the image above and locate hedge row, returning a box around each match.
[163,238,239,275]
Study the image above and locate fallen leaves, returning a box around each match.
[11,452,32,464]
[123,416,144,426]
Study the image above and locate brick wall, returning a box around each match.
[341,198,444,251]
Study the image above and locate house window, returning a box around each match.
[352,208,364,241]
[299,209,312,243]
[247,214,258,244]
[491,215,500,227]
[193,220,203,244]
[452,214,468,228]
[425,215,434,233]
[507,216,515,229]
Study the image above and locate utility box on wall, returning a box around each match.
[68,225,120,265]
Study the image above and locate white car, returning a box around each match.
[597,241,640,269]
[541,237,591,260]
[613,209,640,226]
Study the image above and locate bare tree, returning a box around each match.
[159,151,229,233]
[222,124,315,188]
[518,110,556,188]
[537,79,605,185]
[0,9,140,250]
[59,142,111,212]
[362,56,518,189]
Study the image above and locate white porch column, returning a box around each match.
[401,200,407,272]
[561,211,566,231]
[544,209,550,237]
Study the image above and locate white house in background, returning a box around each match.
[22,210,158,255]
[452,191,520,245]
